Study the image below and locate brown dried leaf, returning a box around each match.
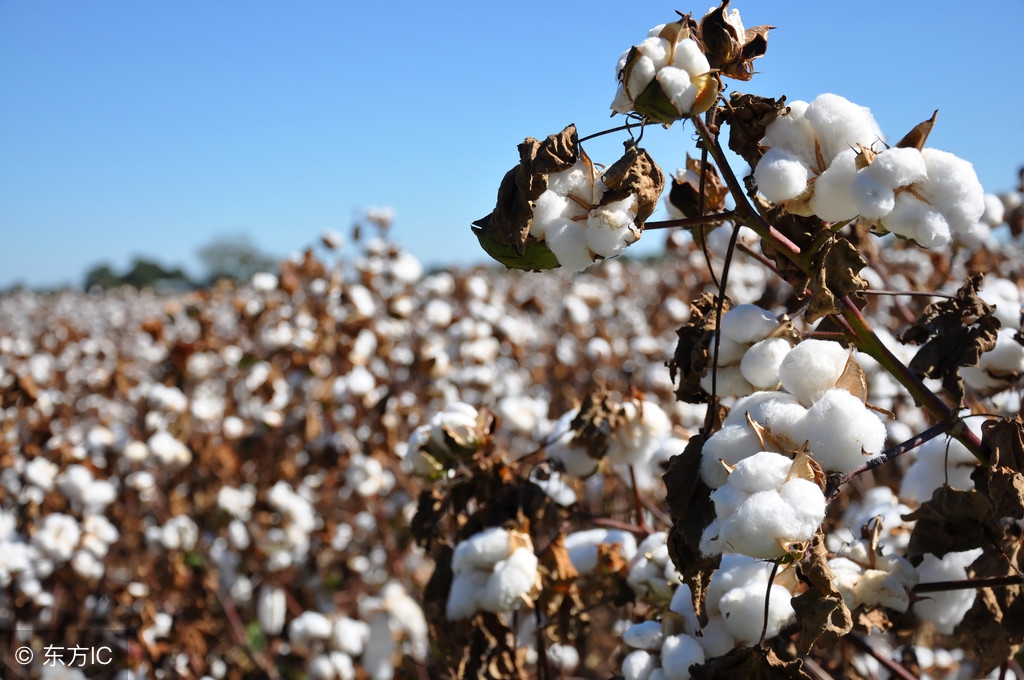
[895,110,938,151]
[982,415,1024,473]
[690,646,813,680]
[902,486,997,563]
[806,237,869,323]
[835,353,869,403]
[899,275,1000,404]
[664,434,720,623]
[668,294,733,404]
[568,386,621,461]
[698,1,773,81]
[718,92,787,173]
[457,612,530,680]
[667,155,730,218]
[600,140,665,227]
[855,607,893,634]
[792,532,853,652]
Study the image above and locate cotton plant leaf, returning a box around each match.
[717,92,787,173]
[668,293,733,404]
[898,274,1000,405]
[791,532,853,653]
[690,646,813,680]
[667,154,730,218]
[902,486,997,563]
[600,140,666,226]
[805,237,869,323]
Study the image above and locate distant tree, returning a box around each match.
[83,258,192,291]
[83,263,121,290]
[196,234,279,284]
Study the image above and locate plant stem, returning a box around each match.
[846,635,919,680]
[643,212,735,230]
[914,574,1024,593]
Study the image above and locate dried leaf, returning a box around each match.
[668,293,732,404]
[902,486,997,563]
[805,237,869,323]
[667,155,730,218]
[698,1,773,81]
[899,275,1001,404]
[690,646,813,680]
[835,353,869,403]
[792,532,853,652]
[895,110,938,151]
[600,140,666,227]
[982,416,1024,473]
[855,607,893,634]
[664,434,720,623]
[471,215,560,271]
[456,612,530,680]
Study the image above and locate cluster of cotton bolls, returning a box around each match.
[753,93,985,247]
[620,555,797,680]
[610,18,717,122]
[828,532,919,613]
[446,527,538,620]
[529,153,644,272]
[701,303,793,397]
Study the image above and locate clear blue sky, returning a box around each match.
[3,1,1022,289]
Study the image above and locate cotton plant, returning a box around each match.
[446,527,539,620]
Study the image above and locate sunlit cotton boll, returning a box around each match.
[479,547,538,613]
[605,399,672,467]
[740,337,791,389]
[545,220,594,273]
[796,389,886,473]
[659,633,704,680]
[779,339,851,405]
[912,548,984,634]
[563,528,638,574]
[717,579,795,644]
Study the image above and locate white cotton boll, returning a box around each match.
[979,278,1022,329]
[810,148,861,222]
[622,649,659,680]
[672,38,711,78]
[586,209,637,259]
[699,518,724,557]
[720,305,778,344]
[532,191,570,239]
[451,527,512,573]
[332,617,370,657]
[711,336,749,365]
[564,528,638,574]
[547,644,580,673]
[763,101,813,158]
[725,390,803,428]
[623,620,664,650]
[257,586,287,636]
[638,36,671,69]
[546,219,594,272]
[547,162,595,200]
[445,567,488,620]
[913,548,984,634]
[981,193,1005,226]
[724,451,793,494]
[719,490,798,558]
[626,54,658,100]
[647,24,667,38]
[719,581,795,644]
[656,67,697,117]
[290,611,334,645]
[696,616,736,659]
[884,193,951,248]
[778,479,827,536]
[706,555,776,614]
[480,547,538,613]
[805,93,884,166]
[754,148,812,203]
[866,147,928,188]
[700,365,753,398]
[849,170,896,220]
[779,339,851,405]
[607,400,672,467]
[699,426,761,488]
[798,390,886,473]
[660,634,705,680]
[740,337,790,389]
[918,148,985,234]
[899,435,978,504]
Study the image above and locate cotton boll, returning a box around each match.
[740,337,790,389]
[623,620,664,650]
[898,434,978,504]
[668,584,700,635]
[547,163,595,200]
[866,147,927,188]
[699,426,761,488]
[849,170,896,220]
[563,528,638,574]
[638,36,671,69]
[699,365,753,398]
[710,336,749,365]
[290,611,334,645]
[622,649,659,680]
[719,490,799,558]
[778,479,827,537]
[445,568,488,620]
[547,644,580,673]
[797,389,886,473]
[804,93,883,166]
[981,193,1006,227]
[699,518,724,557]
[671,38,711,78]
[723,451,793,494]
[884,193,951,248]
[754,148,812,203]
[695,616,736,659]
[626,55,658,100]
[718,581,794,644]
[810,148,861,222]
[763,100,813,159]
[532,191,570,239]
[586,205,638,259]
[660,634,705,680]
[918,148,985,235]
[607,400,672,467]
[656,67,698,117]
[913,548,984,634]
[480,547,538,613]
[705,555,776,616]
[451,527,512,573]
[546,220,594,272]
[720,305,779,344]
[724,390,803,429]
[779,339,850,405]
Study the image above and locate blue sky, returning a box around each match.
[2,1,1022,289]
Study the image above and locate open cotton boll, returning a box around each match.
[720,305,779,344]
[480,547,538,613]
[623,620,665,651]
[628,532,680,602]
[754,148,812,203]
[804,93,884,166]
[779,339,851,405]
[849,170,896,220]
[898,433,978,504]
[656,67,698,117]
[626,54,658,100]
[451,526,512,573]
[717,580,795,644]
[669,583,701,635]
[809,148,861,222]
[607,400,672,467]
[622,649,659,680]
[884,193,951,248]
[705,554,777,616]
[981,193,1006,226]
[722,450,793,494]
[763,100,814,162]
[446,568,488,620]
[547,162,597,199]
[740,337,791,389]
[586,198,639,259]
[660,634,705,680]
[545,219,594,272]
[531,191,571,239]
[797,389,886,473]
[710,336,749,365]
[719,489,803,558]
[778,479,828,536]
[699,365,753,398]
[638,36,671,69]
[699,425,762,488]
[865,147,928,188]
[672,38,711,78]
[913,548,984,634]
[564,528,638,574]
[979,278,1022,329]
[917,148,985,235]
[695,617,736,660]
[724,390,804,428]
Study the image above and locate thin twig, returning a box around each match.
[578,121,642,144]
[846,634,919,680]
[759,561,781,648]
[914,574,1024,594]
[643,212,736,230]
